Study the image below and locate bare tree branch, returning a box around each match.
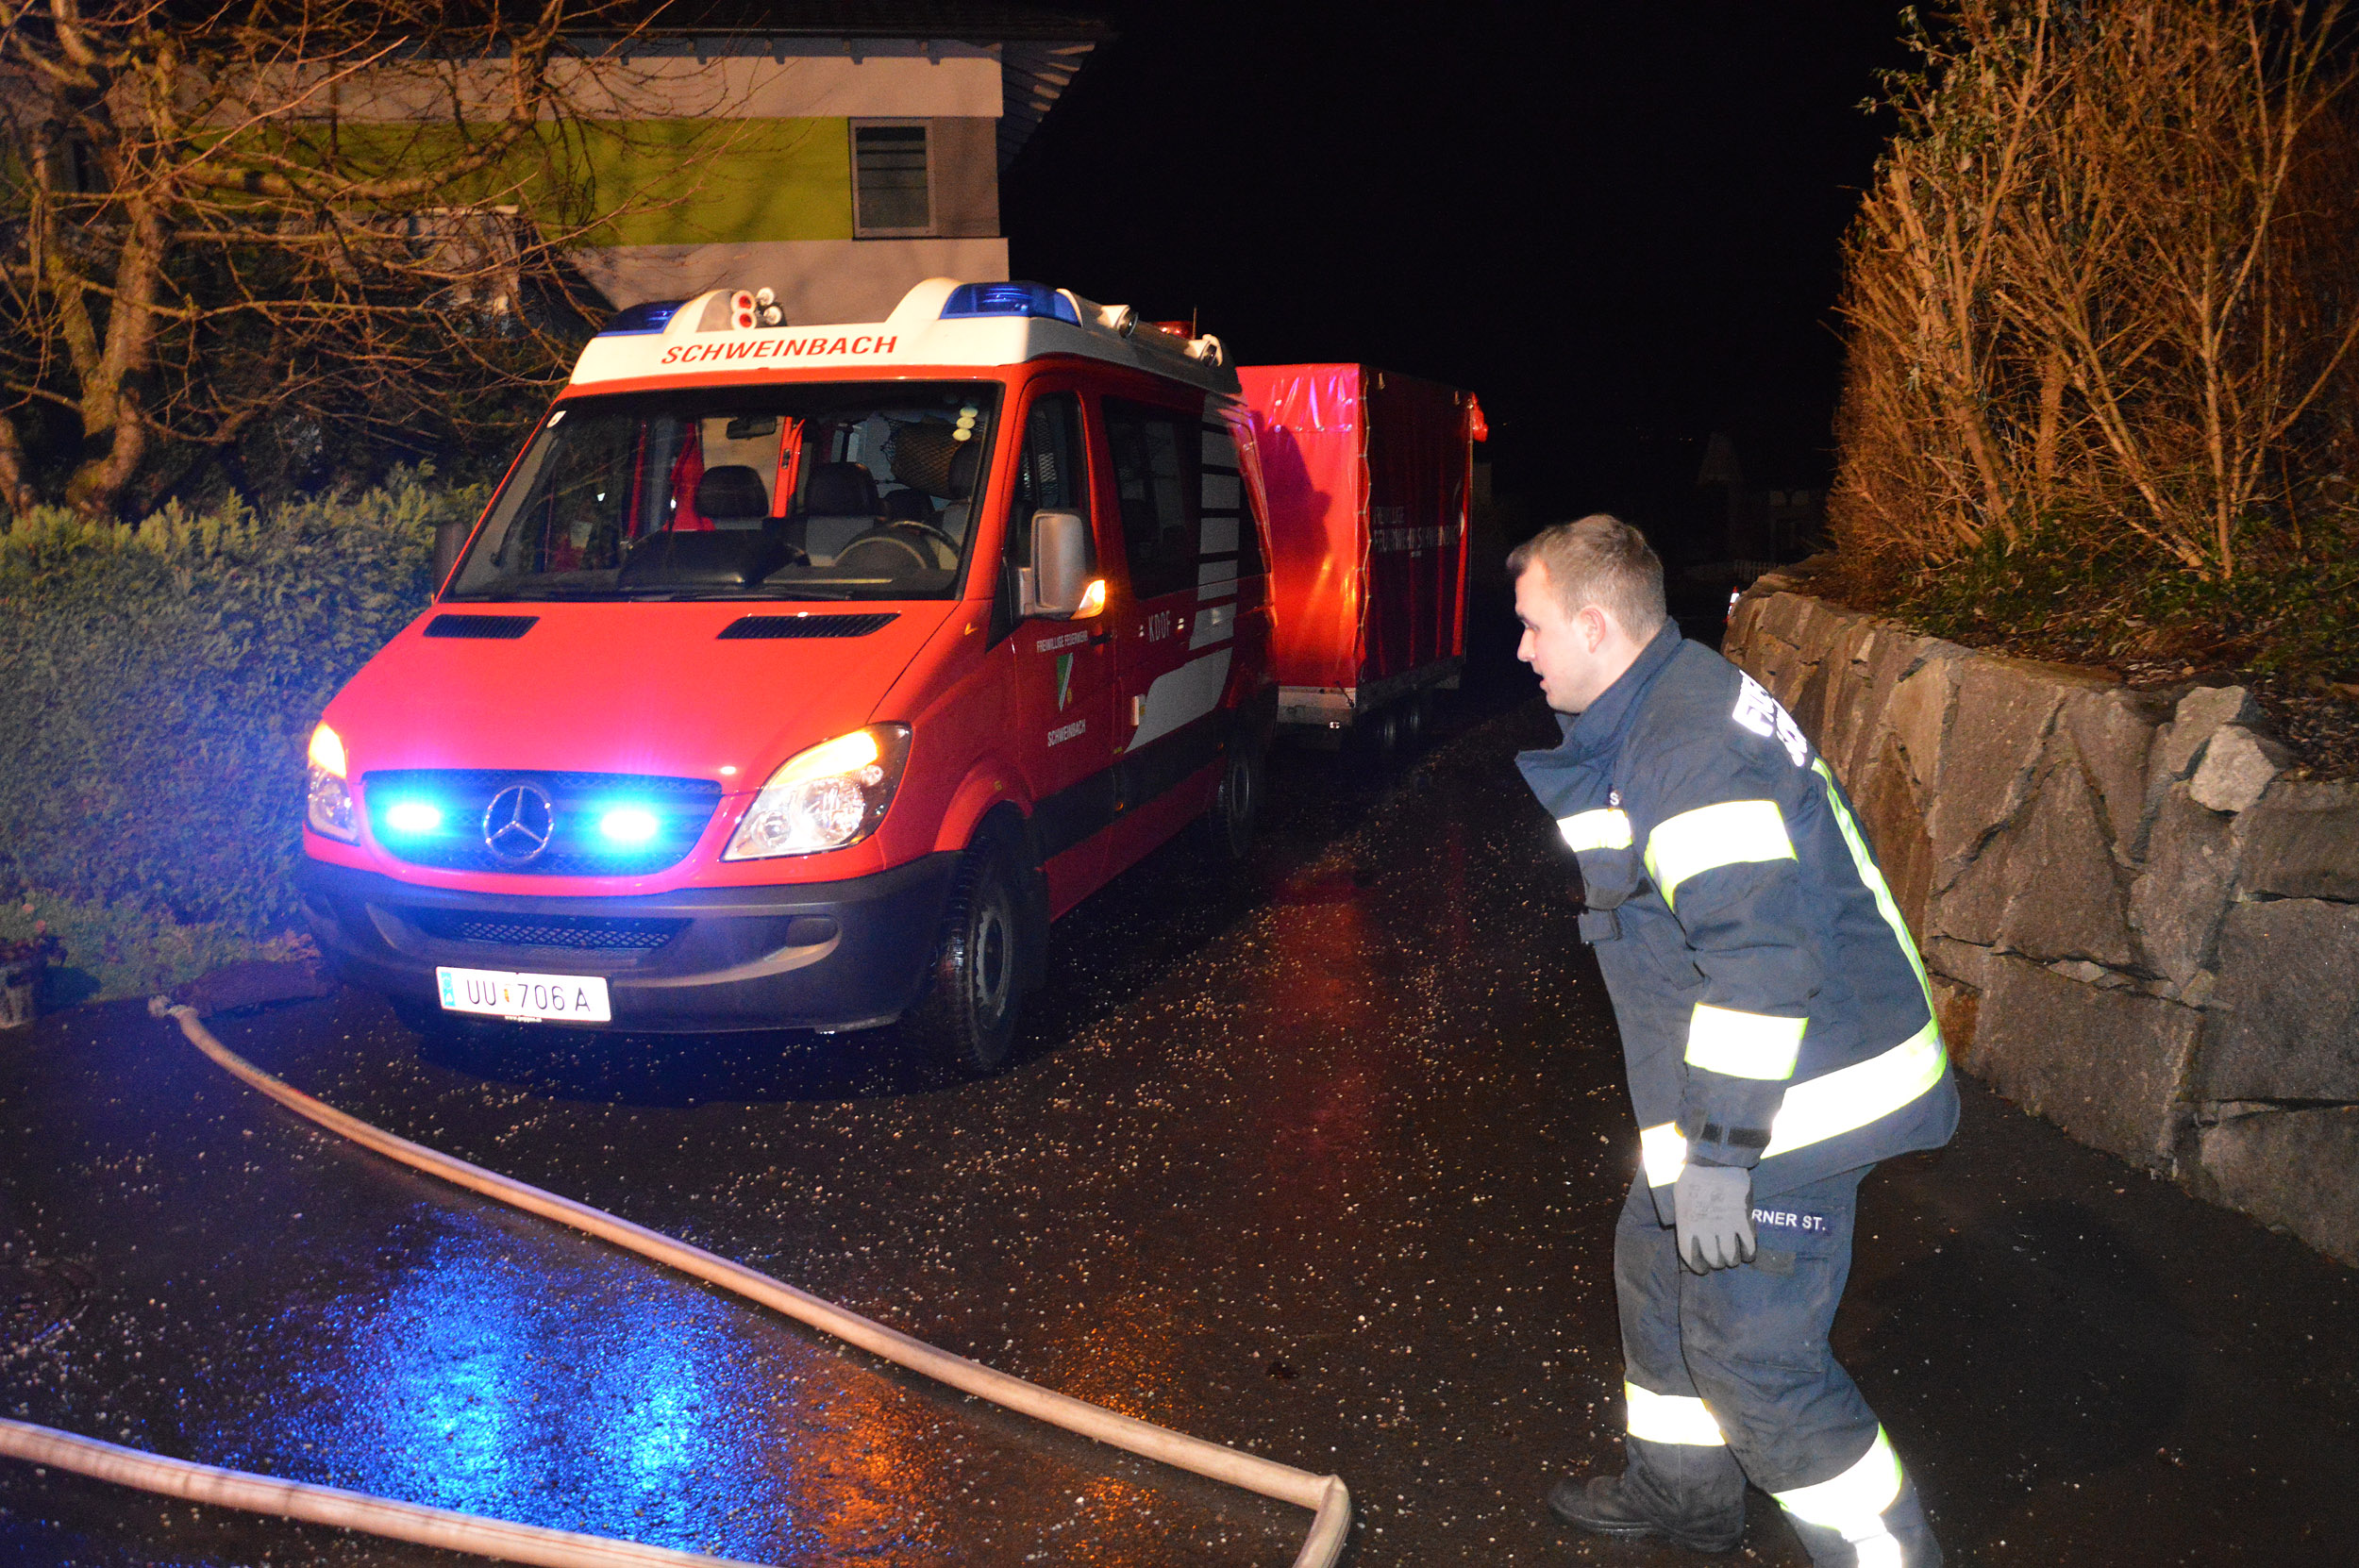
[1831,0,2359,582]
[0,0,697,516]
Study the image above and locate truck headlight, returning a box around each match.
[724,725,912,859]
[307,723,358,842]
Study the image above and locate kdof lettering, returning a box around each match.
[1046,719,1088,746]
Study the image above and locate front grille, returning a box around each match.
[408,909,687,952]
[362,769,724,876]
[424,614,539,640]
[718,612,897,640]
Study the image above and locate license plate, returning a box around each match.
[436,967,611,1024]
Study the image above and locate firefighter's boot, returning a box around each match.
[1547,1471,1744,1554]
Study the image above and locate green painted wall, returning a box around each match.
[574,118,853,245]
[282,116,855,246]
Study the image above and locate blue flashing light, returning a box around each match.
[598,806,661,845]
[599,300,684,337]
[939,281,1081,326]
[384,801,444,835]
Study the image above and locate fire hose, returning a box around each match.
[0,1002,1352,1568]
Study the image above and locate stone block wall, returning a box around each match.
[1726,575,2359,1267]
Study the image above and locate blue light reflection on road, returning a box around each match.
[196,1215,944,1564]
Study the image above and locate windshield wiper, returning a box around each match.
[450,583,898,604]
[446,583,625,602]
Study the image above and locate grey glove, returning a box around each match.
[1673,1164,1756,1275]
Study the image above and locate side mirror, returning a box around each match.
[1021,509,1096,618]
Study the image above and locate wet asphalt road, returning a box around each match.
[5,670,2358,1566]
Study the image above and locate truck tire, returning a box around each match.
[1198,736,1263,863]
[902,833,1029,1076]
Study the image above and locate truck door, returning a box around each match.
[1004,386,1117,910]
[1101,392,1235,870]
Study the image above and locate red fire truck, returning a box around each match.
[298,280,1476,1074]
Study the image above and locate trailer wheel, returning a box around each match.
[1198,736,1263,862]
[1399,692,1428,749]
[902,832,1028,1076]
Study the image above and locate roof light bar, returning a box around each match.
[600,299,684,336]
[939,281,1081,326]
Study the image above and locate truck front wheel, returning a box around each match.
[902,835,1029,1076]
[1198,737,1263,863]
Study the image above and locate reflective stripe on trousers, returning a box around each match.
[1624,1381,1725,1446]
[1774,1427,1907,1568]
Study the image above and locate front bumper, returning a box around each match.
[297,855,959,1033]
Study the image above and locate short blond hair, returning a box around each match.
[1506,513,1666,636]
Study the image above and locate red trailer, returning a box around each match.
[1238,364,1484,744]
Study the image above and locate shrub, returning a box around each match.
[0,891,314,1004]
[1831,0,2359,586]
[1870,512,2359,682]
[0,472,485,941]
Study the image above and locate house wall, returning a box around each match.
[564,45,1012,314]
[577,118,857,245]
[307,41,1012,320]
[572,109,1006,317]
[569,236,1012,325]
[260,46,1003,124]
[929,117,1002,239]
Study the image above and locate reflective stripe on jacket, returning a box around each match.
[1517,625,1958,1205]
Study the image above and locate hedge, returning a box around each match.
[0,473,486,947]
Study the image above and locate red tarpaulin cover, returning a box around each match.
[1238,364,1481,696]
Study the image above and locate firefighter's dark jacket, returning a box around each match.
[1517,623,1958,1214]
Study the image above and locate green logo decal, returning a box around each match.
[1056,653,1075,710]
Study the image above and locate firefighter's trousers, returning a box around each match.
[1614,1165,1941,1568]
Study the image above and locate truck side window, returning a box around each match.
[995,391,1090,637]
[1101,397,1199,600]
[1203,417,1264,578]
[1007,392,1090,569]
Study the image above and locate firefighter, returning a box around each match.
[1510,516,1956,1565]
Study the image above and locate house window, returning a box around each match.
[852,122,932,236]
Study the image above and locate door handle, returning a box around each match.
[1088,628,1112,646]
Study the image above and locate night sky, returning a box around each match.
[1005,2,1913,549]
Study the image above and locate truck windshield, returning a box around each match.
[446,382,1001,602]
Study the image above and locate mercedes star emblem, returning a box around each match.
[482,782,556,864]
